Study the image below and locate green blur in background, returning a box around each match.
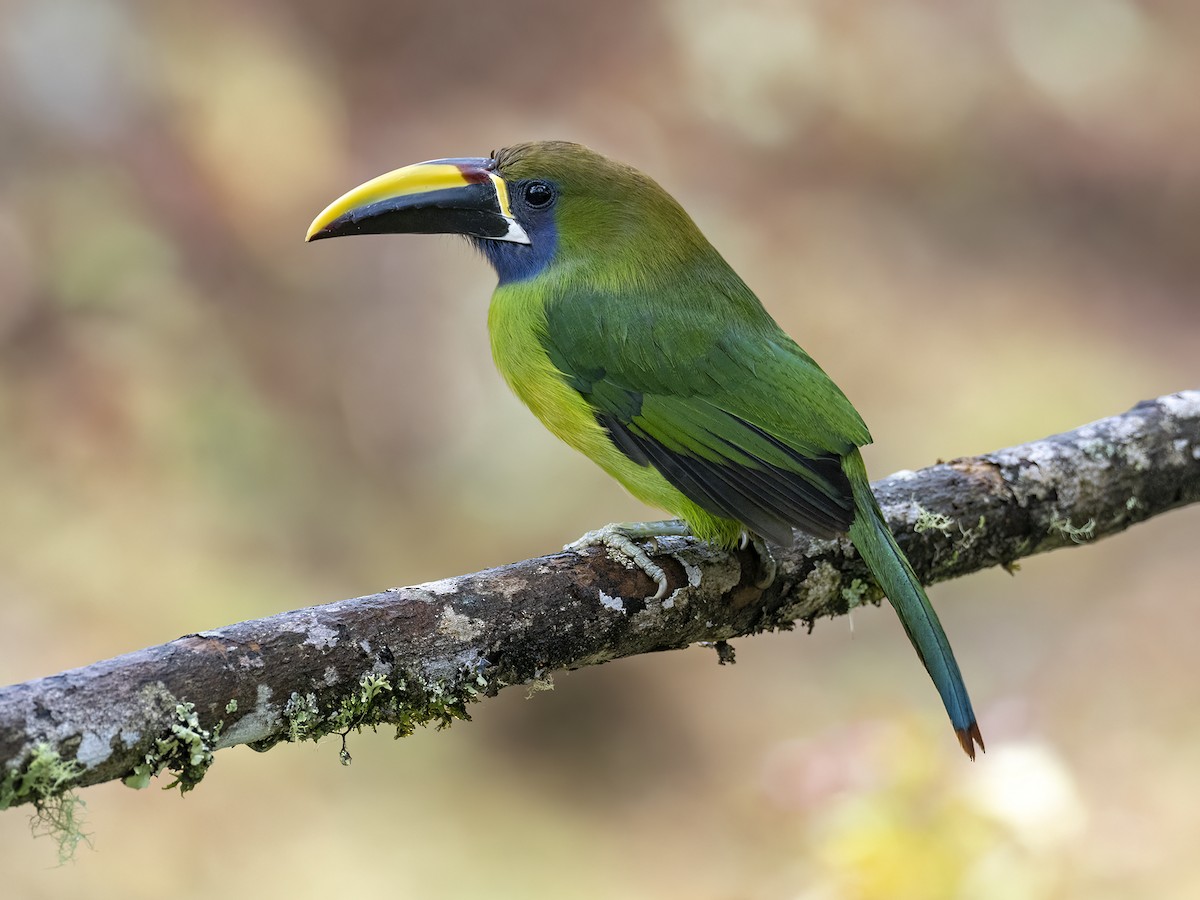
[1,1,1198,897]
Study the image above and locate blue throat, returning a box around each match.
[473,216,558,284]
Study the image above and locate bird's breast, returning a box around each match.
[487,283,614,462]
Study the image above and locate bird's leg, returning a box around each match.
[565,520,691,600]
[741,531,777,590]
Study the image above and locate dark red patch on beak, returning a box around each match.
[456,163,494,185]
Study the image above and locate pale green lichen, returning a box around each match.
[225,699,238,714]
[1050,515,1096,544]
[271,670,481,764]
[400,677,477,738]
[524,675,555,699]
[913,506,987,568]
[327,674,393,734]
[914,504,955,537]
[841,578,870,609]
[1081,436,1150,471]
[123,701,216,795]
[0,744,89,864]
[398,675,476,737]
[284,692,321,742]
[1080,438,1119,462]
[801,560,842,607]
[947,515,987,564]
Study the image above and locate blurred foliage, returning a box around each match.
[1,0,1198,897]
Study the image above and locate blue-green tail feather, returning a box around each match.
[843,451,984,759]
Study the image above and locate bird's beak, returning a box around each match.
[305,157,530,244]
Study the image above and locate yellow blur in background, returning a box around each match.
[1,1,1198,897]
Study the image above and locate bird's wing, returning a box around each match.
[541,285,871,543]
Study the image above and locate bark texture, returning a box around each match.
[1,391,1198,806]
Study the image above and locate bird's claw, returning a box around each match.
[565,521,690,601]
[746,532,777,589]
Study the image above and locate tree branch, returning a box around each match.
[2,392,1198,808]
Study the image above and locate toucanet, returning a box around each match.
[307,141,984,758]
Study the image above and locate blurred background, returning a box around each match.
[1,0,1197,897]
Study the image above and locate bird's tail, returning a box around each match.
[843,450,984,759]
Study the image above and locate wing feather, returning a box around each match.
[543,281,868,542]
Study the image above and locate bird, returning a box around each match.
[306,141,984,759]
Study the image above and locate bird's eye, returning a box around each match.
[523,181,555,209]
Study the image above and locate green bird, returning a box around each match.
[307,141,984,758]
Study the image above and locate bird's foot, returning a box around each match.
[565,520,691,600]
[740,531,777,589]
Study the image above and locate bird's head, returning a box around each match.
[306,141,711,284]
